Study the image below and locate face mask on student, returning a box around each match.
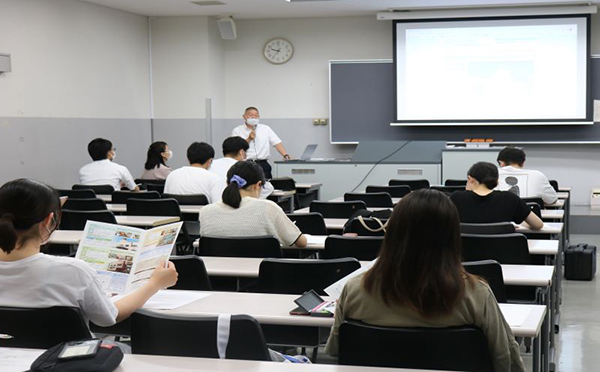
[246,118,259,127]
[110,151,116,161]
[164,150,173,160]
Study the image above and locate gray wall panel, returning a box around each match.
[0,117,151,189]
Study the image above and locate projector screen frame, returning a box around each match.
[392,14,592,127]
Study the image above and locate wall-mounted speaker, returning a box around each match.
[217,17,237,40]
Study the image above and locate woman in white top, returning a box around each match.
[141,141,172,180]
[0,179,178,327]
[199,161,307,247]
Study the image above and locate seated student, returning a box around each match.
[0,178,178,327]
[141,141,172,180]
[450,162,543,230]
[325,189,526,372]
[199,161,307,248]
[164,142,223,203]
[79,138,139,191]
[496,146,558,205]
[210,136,274,199]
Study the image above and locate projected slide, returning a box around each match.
[395,17,589,124]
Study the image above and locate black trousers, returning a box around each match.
[255,159,272,179]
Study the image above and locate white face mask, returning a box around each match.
[164,150,173,160]
[110,151,116,161]
[246,118,259,127]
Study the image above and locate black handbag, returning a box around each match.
[30,340,124,372]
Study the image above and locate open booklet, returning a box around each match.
[75,220,183,295]
[324,259,377,300]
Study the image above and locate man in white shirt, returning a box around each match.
[231,106,291,179]
[164,142,223,203]
[79,138,139,191]
[210,136,274,198]
[496,147,558,204]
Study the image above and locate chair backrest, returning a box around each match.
[430,185,464,195]
[345,217,388,237]
[147,183,166,195]
[286,212,328,235]
[60,210,118,230]
[257,258,361,295]
[309,201,367,219]
[198,236,282,258]
[344,192,393,207]
[135,178,166,190]
[521,196,544,208]
[444,179,467,187]
[527,202,542,218]
[461,233,531,264]
[169,256,212,291]
[365,185,411,198]
[460,222,515,235]
[62,198,107,211]
[72,184,114,194]
[131,310,270,361]
[269,177,296,191]
[388,179,430,190]
[0,306,92,348]
[549,180,559,192]
[323,236,383,260]
[127,198,181,217]
[112,190,161,204]
[57,189,97,199]
[338,321,493,372]
[462,260,507,303]
[163,193,209,206]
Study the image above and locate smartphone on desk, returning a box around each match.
[291,290,334,317]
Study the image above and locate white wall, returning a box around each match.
[0,0,150,118]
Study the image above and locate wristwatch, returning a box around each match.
[283,154,291,160]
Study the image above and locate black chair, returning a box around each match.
[344,192,393,207]
[309,201,366,219]
[112,190,161,204]
[522,197,545,208]
[60,210,118,230]
[445,179,468,187]
[169,256,212,291]
[430,185,464,195]
[527,202,542,218]
[549,180,559,192]
[269,177,296,191]
[131,310,270,361]
[163,193,209,206]
[461,233,531,264]
[72,184,114,194]
[323,236,382,261]
[147,183,165,195]
[57,189,97,199]
[256,257,361,295]
[365,185,411,198]
[344,217,388,236]
[388,179,430,190]
[0,306,92,348]
[135,178,166,190]
[286,213,327,235]
[338,321,493,372]
[62,198,107,211]
[198,236,282,258]
[462,260,507,303]
[127,198,194,253]
[460,222,515,235]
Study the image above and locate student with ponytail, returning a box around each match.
[199,161,307,247]
[0,179,178,327]
[450,162,543,230]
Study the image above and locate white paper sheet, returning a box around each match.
[324,259,377,299]
[304,234,327,246]
[0,347,45,372]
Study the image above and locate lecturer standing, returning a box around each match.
[231,106,291,179]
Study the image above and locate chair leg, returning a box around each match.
[525,337,532,353]
[312,347,318,363]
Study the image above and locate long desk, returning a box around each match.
[115,216,180,227]
[0,348,485,372]
[108,204,204,214]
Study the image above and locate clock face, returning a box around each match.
[264,38,293,64]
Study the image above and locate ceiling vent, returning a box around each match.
[191,1,226,6]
